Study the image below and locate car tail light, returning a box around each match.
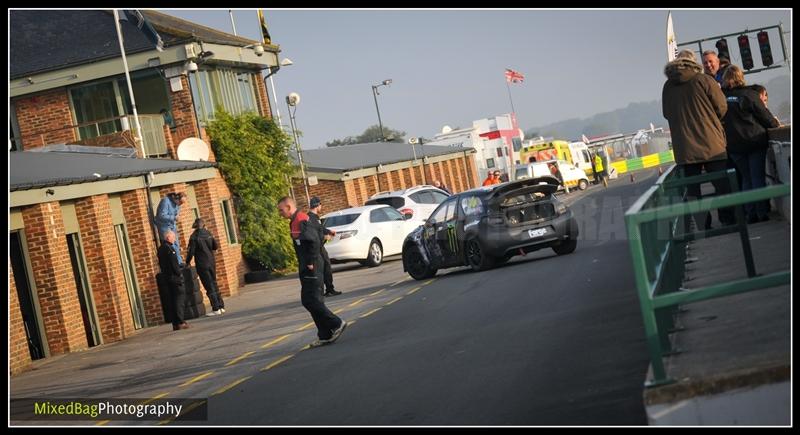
[338,230,357,240]
[400,208,414,218]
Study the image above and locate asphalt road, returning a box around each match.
[198,172,660,425]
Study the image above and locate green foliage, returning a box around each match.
[206,111,297,271]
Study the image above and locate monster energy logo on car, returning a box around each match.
[447,223,458,253]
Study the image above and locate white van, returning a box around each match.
[514,160,590,191]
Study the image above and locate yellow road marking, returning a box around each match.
[141,392,169,404]
[179,371,214,387]
[261,334,291,349]
[225,351,255,367]
[390,277,411,287]
[369,288,385,296]
[348,297,366,307]
[359,307,382,318]
[333,308,344,314]
[95,420,111,426]
[386,296,403,306]
[295,321,315,332]
[211,376,252,396]
[261,354,295,371]
[406,286,422,295]
[423,279,436,286]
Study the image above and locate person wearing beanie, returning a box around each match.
[186,218,225,315]
[308,197,341,297]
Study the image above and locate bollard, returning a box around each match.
[658,166,664,176]
[630,173,636,183]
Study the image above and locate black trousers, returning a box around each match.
[300,259,342,340]
[172,280,186,327]
[197,266,224,311]
[681,160,736,228]
[321,246,334,292]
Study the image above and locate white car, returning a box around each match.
[364,185,451,225]
[321,204,420,267]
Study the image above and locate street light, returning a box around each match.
[286,92,311,206]
[371,79,392,141]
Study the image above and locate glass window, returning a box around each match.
[370,208,392,223]
[429,198,456,224]
[496,148,503,158]
[70,81,123,139]
[220,199,238,244]
[460,196,484,217]
[323,214,360,227]
[383,207,406,221]
[486,158,495,168]
[410,191,436,204]
[366,196,405,208]
[430,190,450,203]
[512,137,522,152]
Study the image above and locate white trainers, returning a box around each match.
[328,320,348,343]
[220,308,226,314]
[206,310,222,316]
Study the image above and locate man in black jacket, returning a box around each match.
[186,218,225,316]
[278,196,347,346]
[158,230,189,331]
[308,196,341,297]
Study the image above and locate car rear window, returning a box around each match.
[365,197,405,208]
[322,213,360,227]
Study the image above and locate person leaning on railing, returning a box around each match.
[720,66,781,224]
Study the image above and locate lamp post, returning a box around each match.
[371,79,392,141]
[286,92,311,206]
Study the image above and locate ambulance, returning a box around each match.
[519,140,595,181]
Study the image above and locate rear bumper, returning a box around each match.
[480,212,578,257]
[324,239,369,262]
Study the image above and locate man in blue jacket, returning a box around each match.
[155,192,187,264]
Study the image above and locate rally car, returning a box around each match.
[401,176,579,280]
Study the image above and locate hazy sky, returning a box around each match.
[166,9,791,148]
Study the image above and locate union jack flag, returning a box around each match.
[505,68,524,83]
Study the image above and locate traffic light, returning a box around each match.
[715,38,730,60]
[738,34,754,70]
[757,31,774,66]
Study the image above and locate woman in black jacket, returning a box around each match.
[721,65,780,223]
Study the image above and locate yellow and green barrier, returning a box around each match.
[611,150,675,174]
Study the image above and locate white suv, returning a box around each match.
[365,185,451,225]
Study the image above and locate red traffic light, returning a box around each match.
[738,35,754,70]
[757,31,774,67]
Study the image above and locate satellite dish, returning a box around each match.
[177,137,210,161]
[441,125,453,134]
[286,92,301,106]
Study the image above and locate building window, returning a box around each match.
[220,199,238,244]
[486,158,495,168]
[70,81,123,139]
[496,148,503,158]
[189,68,259,125]
[512,137,522,152]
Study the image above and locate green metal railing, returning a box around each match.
[624,165,791,387]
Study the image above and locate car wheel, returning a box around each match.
[465,238,495,271]
[578,179,589,190]
[364,239,383,267]
[403,246,437,280]
[552,238,577,255]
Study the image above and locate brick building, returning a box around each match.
[9,10,283,374]
[289,142,479,211]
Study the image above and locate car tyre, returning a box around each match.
[578,179,589,190]
[363,239,383,267]
[403,246,437,281]
[465,238,496,271]
[552,238,577,255]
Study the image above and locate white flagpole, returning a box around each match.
[113,10,146,158]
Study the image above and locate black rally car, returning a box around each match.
[401,176,578,280]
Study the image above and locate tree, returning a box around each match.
[206,110,297,272]
[326,124,406,146]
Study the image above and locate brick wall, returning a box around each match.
[22,202,88,354]
[75,195,135,343]
[253,73,272,119]
[73,130,141,157]
[13,89,76,149]
[167,76,203,155]
[120,189,163,326]
[9,260,33,375]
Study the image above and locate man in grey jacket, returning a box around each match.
[662,50,734,228]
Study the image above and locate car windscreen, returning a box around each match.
[322,213,360,227]
[515,167,529,179]
[365,197,405,208]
